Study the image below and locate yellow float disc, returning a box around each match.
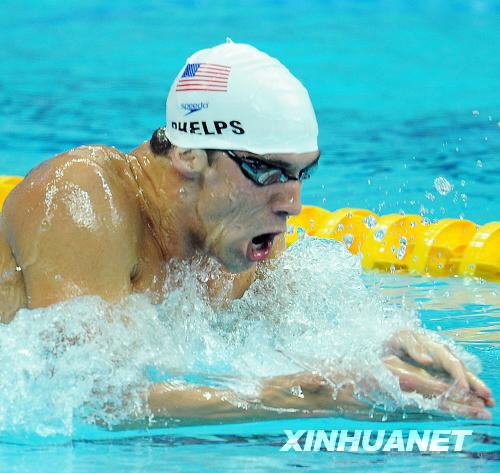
[458,222,500,282]
[361,214,424,273]
[0,175,23,210]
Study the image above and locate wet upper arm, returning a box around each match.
[3,147,140,308]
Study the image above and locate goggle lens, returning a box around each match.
[227,151,317,187]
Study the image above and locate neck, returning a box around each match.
[127,141,202,262]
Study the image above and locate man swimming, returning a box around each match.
[0,41,494,423]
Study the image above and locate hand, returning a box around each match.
[383,355,492,419]
[385,330,495,410]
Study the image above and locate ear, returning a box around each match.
[170,147,209,179]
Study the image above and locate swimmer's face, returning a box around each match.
[196,149,320,272]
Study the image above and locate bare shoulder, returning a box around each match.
[4,145,140,246]
[6,145,130,205]
[2,145,143,308]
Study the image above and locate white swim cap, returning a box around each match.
[165,41,318,155]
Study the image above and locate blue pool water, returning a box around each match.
[1,0,499,471]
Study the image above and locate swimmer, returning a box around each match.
[0,41,494,423]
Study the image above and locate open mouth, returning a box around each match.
[246,233,278,262]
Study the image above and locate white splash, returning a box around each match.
[0,238,475,438]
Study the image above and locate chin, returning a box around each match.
[220,257,255,274]
[216,246,255,274]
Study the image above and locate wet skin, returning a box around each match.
[0,142,317,321]
[0,141,494,421]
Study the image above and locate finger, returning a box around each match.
[383,357,449,396]
[444,390,486,409]
[466,371,495,405]
[439,398,491,420]
[406,343,434,365]
[427,343,470,391]
[391,332,435,365]
[413,334,470,391]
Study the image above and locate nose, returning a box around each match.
[270,180,302,217]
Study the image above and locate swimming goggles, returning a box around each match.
[224,150,318,186]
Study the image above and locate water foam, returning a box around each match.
[0,238,473,437]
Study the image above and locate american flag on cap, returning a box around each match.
[176,63,231,92]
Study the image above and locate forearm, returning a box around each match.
[147,373,370,426]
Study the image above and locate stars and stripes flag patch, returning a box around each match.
[176,63,231,92]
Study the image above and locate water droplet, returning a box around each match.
[374,229,386,241]
[363,215,377,228]
[433,176,453,196]
[425,192,435,201]
[343,234,354,248]
[484,136,488,141]
[286,223,294,235]
[472,110,480,117]
[297,227,306,240]
[15,266,22,272]
[396,246,406,260]
[476,160,483,168]
[422,217,431,226]
[337,224,344,231]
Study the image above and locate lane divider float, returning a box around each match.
[286,206,499,282]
